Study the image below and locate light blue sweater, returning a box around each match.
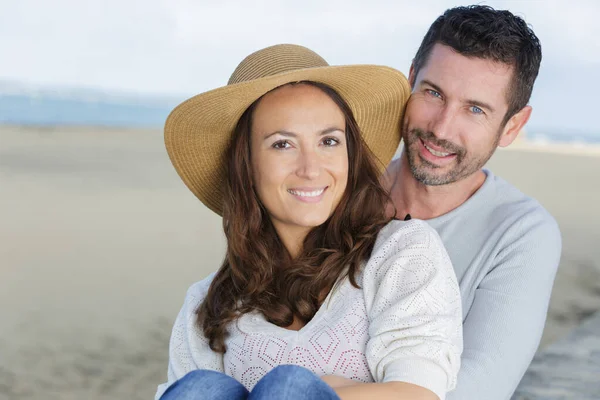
[426,169,562,400]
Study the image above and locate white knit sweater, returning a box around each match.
[156,219,463,400]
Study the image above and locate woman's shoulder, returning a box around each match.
[182,272,217,308]
[365,218,454,281]
[374,218,444,254]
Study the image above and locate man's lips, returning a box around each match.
[420,139,456,157]
[418,138,458,166]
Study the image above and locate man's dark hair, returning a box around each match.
[412,5,542,125]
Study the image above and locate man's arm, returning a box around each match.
[447,214,562,400]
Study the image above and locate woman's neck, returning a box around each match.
[271,221,310,259]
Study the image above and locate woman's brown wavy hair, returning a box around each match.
[198,81,394,352]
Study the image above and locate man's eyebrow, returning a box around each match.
[421,79,496,113]
[421,79,445,95]
[465,98,496,113]
[264,127,344,140]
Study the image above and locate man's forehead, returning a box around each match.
[418,44,513,106]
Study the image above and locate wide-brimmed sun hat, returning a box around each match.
[165,43,410,215]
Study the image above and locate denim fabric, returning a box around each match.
[160,365,340,400]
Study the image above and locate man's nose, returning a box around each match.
[428,106,456,141]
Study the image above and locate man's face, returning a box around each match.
[403,43,514,186]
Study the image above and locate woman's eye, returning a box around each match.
[322,137,340,146]
[272,140,291,149]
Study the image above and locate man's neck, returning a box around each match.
[386,154,487,220]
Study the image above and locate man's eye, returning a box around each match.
[427,89,442,98]
[470,106,484,115]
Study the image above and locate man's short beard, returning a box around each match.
[404,127,499,186]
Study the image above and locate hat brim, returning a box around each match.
[165,65,410,215]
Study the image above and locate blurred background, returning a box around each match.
[1,1,599,399]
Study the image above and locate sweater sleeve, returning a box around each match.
[363,219,463,400]
[447,213,562,400]
[154,273,224,400]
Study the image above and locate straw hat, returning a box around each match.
[165,44,410,215]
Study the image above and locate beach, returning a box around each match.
[1,125,599,400]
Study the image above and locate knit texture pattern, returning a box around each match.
[155,219,462,400]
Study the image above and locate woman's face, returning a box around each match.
[250,83,349,248]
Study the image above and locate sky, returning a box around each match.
[1,0,599,134]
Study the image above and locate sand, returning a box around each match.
[1,125,599,399]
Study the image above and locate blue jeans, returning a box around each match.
[160,365,341,400]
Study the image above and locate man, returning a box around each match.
[385,5,562,399]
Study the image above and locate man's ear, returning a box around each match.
[408,63,416,89]
[498,105,532,148]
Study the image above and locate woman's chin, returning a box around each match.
[289,213,332,230]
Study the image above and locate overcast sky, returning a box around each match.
[1,0,598,133]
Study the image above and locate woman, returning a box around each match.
[156,44,462,400]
